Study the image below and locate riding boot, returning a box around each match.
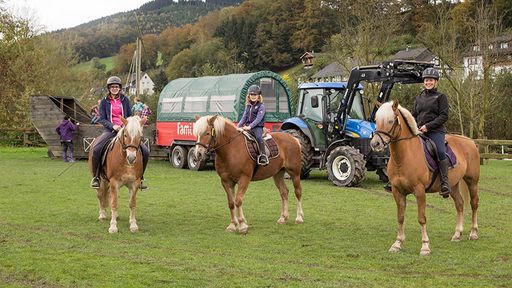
[257,141,269,166]
[140,145,149,190]
[140,176,148,190]
[439,158,451,198]
[90,155,100,189]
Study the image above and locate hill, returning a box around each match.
[53,0,243,61]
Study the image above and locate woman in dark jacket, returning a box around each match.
[412,67,450,197]
[237,84,268,165]
[90,76,149,189]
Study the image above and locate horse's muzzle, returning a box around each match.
[370,137,384,152]
[126,150,137,165]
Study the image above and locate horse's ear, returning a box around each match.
[140,117,147,126]
[208,115,218,126]
[392,99,399,110]
[121,117,128,125]
[194,114,200,121]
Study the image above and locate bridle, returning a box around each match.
[195,125,242,154]
[373,112,417,147]
[118,128,141,152]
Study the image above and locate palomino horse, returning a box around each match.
[88,116,146,233]
[193,115,304,234]
[370,100,479,256]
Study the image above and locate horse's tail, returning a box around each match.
[459,181,470,208]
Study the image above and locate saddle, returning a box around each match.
[242,131,279,163]
[420,134,457,171]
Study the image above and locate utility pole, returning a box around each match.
[136,37,142,99]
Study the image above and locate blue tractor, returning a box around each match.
[281,60,434,186]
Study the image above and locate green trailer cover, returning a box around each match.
[157,71,292,122]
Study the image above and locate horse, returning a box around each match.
[88,116,146,234]
[193,115,304,234]
[370,100,480,256]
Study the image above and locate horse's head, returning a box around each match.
[119,116,146,165]
[193,115,221,162]
[371,99,420,152]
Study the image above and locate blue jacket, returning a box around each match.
[98,94,132,132]
[55,120,77,141]
[238,101,266,128]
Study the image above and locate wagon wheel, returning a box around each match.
[286,129,313,179]
[170,145,188,169]
[326,146,366,187]
[187,146,207,171]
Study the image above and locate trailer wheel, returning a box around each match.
[326,146,366,187]
[187,147,207,171]
[286,129,313,179]
[170,145,188,169]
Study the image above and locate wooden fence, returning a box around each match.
[474,139,512,164]
[0,127,42,146]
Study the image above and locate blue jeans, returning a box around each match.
[424,131,446,161]
[252,126,264,143]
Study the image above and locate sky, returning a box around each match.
[4,0,153,32]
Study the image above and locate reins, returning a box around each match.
[118,127,141,152]
[196,126,243,153]
[374,110,417,147]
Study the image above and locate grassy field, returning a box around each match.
[0,147,511,287]
[72,56,116,73]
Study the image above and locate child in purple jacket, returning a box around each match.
[55,115,78,162]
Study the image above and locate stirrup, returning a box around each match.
[90,177,100,189]
[257,155,269,166]
[140,181,148,190]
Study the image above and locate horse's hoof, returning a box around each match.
[225,224,237,232]
[98,215,107,221]
[295,217,304,224]
[469,234,478,240]
[108,226,118,234]
[238,223,248,234]
[451,236,461,242]
[130,225,139,233]
[420,249,431,256]
[389,246,401,253]
[277,217,287,224]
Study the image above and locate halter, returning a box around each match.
[373,112,416,147]
[195,126,242,153]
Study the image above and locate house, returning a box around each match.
[392,47,440,65]
[127,72,155,96]
[300,51,315,68]
[310,62,344,82]
[463,34,512,79]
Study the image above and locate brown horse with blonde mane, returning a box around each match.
[371,100,479,256]
[193,115,304,234]
[88,116,146,234]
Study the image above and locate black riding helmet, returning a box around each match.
[422,68,440,80]
[248,84,261,95]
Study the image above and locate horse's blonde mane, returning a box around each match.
[117,116,143,139]
[193,115,233,137]
[376,101,420,135]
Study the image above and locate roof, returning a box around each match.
[392,47,436,62]
[300,52,314,59]
[311,62,344,78]
[157,71,292,122]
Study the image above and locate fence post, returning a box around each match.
[479,137,489,165]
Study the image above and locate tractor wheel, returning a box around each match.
[326,146,366,187]
[170,145,188,169]
[286,129,313,179]
[187,146,207,171]
[376,167,389,183]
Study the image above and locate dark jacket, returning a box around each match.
[98,94,132,131]
[411,88,448,133]
[55,120,77,141]
[237,101,266,128]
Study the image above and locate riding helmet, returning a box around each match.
[106,76,122,87]
[248,84,261,95]
[422,68,440,80]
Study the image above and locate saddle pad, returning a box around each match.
[421,138,457,171]
[244,136,279,162]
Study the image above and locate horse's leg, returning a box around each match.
[450,182,464,241]
[221,178,237,232]
[234,176,251,234]
[290,171,303,224]
[128,184,139,233]
[416,190,431,256]
[389,189,407,253]
[273,170,289,224]
[465,177,479,240]
[108,181,119,234]
[96,181,108,221]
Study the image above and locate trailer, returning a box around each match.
[156,71,293,170]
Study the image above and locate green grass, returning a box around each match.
[72,56,116,73]
[0,147,511,287]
